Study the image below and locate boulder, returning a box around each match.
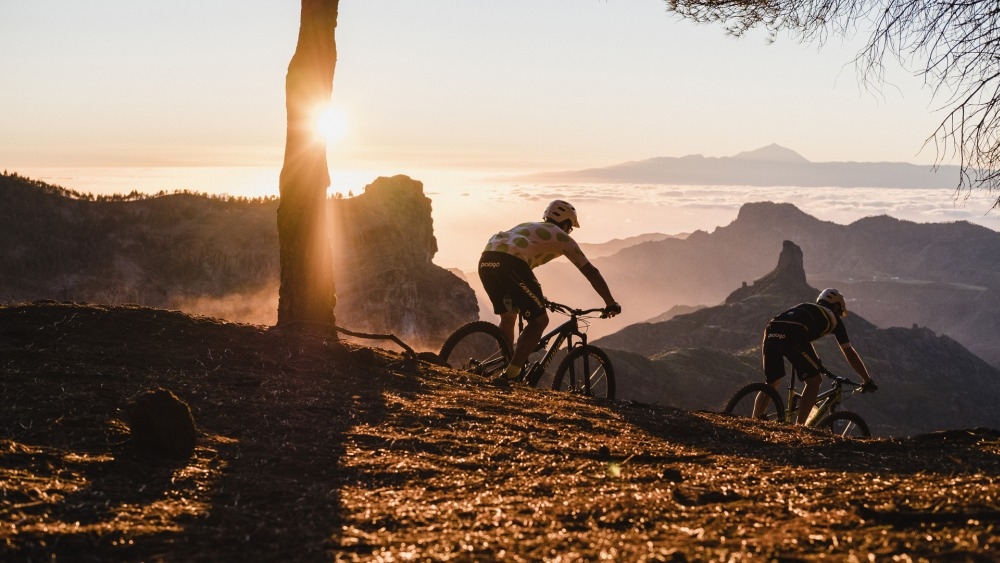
[126,388,197,459]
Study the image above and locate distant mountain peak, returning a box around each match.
[736,201,810,222]
[724,240,815,304]
[732,144,810,163]
[514,143,961,188]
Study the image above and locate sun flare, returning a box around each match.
[313,104,349,143]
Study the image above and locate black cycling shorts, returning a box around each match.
[478,251,546,320]
[761,325,824,383]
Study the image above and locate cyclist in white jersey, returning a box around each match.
[478,200,621,381]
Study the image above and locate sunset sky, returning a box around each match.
[2,0,951,177]
[7,0,994,271]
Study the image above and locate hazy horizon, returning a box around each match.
[7,0,989,269]
[10,161,1000,274]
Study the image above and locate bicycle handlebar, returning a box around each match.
[832,375,858,386]
[826,372,868,389]
[546,300,610,318]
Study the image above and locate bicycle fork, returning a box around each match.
[574,344,596,396]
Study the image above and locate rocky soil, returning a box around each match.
[2,302,999,561]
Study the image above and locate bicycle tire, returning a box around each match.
[551,345,615,400]
[722,382,785,422]
[438,321,511,377]
[815,411,871,438]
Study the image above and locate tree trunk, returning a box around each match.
[276,0,339,328]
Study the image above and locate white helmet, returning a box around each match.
[817,288,847,317]
[543,199,580,228]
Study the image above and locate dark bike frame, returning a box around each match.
[521,301,606,393]
[784,368,864,425]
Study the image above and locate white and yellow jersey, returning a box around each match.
[483,221,589,270]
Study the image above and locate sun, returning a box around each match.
[313,104,349,143]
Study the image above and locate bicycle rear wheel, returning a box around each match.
[438,321,511,377]
[551,345,615,400]
[722,382,785,422]
[816,411,871,438]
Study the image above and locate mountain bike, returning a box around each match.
[438,300,617,399]
[722,370,872,437]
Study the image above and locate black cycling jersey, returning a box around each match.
[767,302,849,345]
[762,302,851,382]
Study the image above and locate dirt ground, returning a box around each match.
[1,301,999,562]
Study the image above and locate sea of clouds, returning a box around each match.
[427,179,1000,271]
[17,165,1000,272]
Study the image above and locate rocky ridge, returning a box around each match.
[0,171,476,351]
[534,201,1000,367]
[596,240,1000,438]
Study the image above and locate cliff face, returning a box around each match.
[724,239,813,305]
[595,240,827,359]
[330,175,478,350]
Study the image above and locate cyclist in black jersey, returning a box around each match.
[753,288,878,423]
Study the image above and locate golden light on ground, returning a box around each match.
[313,103,349,144]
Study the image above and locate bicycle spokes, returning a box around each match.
[439,321,511,377]
[555,346,614,399]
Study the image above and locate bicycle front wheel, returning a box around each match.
[438,321,511,377]
[722,382,785,423]
[816,411,871,438]
[551,345,615,400]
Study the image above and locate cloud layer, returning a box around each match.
[431,180,1000,270]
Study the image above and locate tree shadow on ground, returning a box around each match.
[0,303,434,561]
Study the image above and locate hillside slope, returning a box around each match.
[535,201,1000,366]
[2,301,1000,560]
[0,172,476,351]
[595,241,1000,438]
[0,173,279,310]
